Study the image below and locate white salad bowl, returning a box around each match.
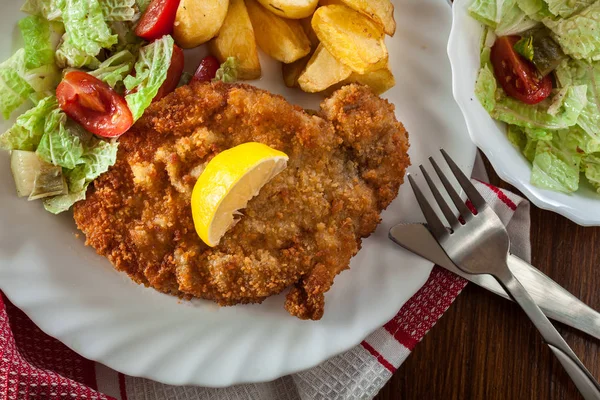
[448,0,600,226]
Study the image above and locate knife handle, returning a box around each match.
[508,255,600,341]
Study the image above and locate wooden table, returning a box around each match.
[375,157,600,400]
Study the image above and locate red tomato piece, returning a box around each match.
[153,44,185,101]
[135,0,181,41]
[56,71,133,138]
[192,56,220,83]
[491,36,552,105]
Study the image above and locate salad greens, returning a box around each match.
[0,0,172,213]
[470,0,600,194]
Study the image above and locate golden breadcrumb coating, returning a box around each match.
[73,81,410,320]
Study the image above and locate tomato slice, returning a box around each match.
[56,71,133,138]
[135,0,181,41]
[192,56,220,83]
[491,36,552,105]
[153,44,185,101]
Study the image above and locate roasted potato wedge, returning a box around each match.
[319,0,395,36]
[174,0,229,48]
[344,67,396,94]
[209,0,261,80]
[300,17,319,49]
[312,5,388,74]
[282,54,312,87]
[257,0,319,19]
[298,44,352,92]
[246,0,312,63]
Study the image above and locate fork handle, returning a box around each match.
[496,268,600,400]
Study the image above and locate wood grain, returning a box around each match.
[375,156,600,400]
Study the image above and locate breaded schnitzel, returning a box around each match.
[73,82,409,320]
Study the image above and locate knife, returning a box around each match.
[389,223,600,340]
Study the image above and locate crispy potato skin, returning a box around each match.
[257,0,319,19]
[246,0,311,63]
[73,82,409,320]
[173,0,229,48]
[209,0,261,80]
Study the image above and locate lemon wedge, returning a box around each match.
[191,142,289,247]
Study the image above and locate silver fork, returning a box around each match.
[409,149,600,400]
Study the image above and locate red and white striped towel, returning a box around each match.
[0,155,531,400]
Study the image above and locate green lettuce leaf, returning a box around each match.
[62,0,117,56]
[514,35,534,61]
[65,138,118,192]
[25,63,61,97]
[507,124,527,149]
[543,1,600,61]
[517,0,553,21]
[21,0,65,20]
[55,34,101,68]
[214,57,239,83]
[543,0,595,18]
[110,21,144,54]
[492,85,588,130]
[496,0,539,35]
[89,50,135,88]
[136,0,151,13]
[124,35,174,121]
[555,59,600,154]
[531,132,582,192]
[469,0,538,34]
[36,108,83,169]
[474,64,497,112]
[102,0,136,21]
[18,16,62,69]
[43,186,87,214]
[583,153,600,192]
[0,49,35,119]
[0,96,57,151]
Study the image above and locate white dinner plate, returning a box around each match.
[448,0,600,226]
[0,0,476,387]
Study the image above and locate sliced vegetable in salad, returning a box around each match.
[0,0,240,214]
[470,0,600,194]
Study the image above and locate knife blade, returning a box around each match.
[389,223,600,340]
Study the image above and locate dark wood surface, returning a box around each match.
[375,156,600,400]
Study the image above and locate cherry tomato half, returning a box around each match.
[56,71,133,138]
[192,56,220,83]
[491,36,552,105]
[135,0,181,41]
[154,44,185,101]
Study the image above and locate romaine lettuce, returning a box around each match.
[0,96,57,151]
[62,0,117,56]
[43,187,87,214]
[21,0,65,21]
[18,16,62,69]
[136,0,151,13]
[583,153,600,192]
[543,0,595,18]
[469,0,538,34]
[65,138,118,192]
[531,132,582,192]
[214,57,239,83]
[89,50,135,88]
[555,59,600,153]
[36,108,84,169]
[543,1,600,61]
[0,49,35,119]
[55,34,101,68]
[124,35,174,120]
[492,85,587,130]
[101,0,136,21]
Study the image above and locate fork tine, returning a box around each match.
[440,149,487,211]
[419,165,461,230]
[408,174,449,240]
[429,156,474,221]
